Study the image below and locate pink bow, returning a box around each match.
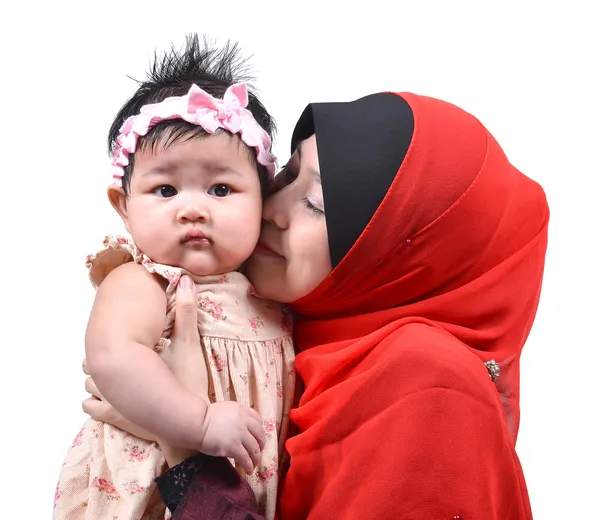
[111,83,275,186]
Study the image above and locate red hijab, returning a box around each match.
[279,92,548,519]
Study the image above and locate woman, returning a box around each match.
[85,90,548,519]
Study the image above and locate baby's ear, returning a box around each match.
[107,185,129,230]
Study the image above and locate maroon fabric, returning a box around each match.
[170,456,264,520]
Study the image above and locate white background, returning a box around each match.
[0,1,598,517]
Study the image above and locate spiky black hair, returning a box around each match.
[108,33,276,195]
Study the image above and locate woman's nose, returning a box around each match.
[262,189,289,230]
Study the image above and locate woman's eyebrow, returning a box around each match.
[309,166,321,184]
[296,143,321,183]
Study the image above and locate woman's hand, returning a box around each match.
[161,276,265,472]
[153,275,206,466]
[159,275,208,398]
[81,359,157,442]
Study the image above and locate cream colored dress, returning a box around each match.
[54,235,296,520]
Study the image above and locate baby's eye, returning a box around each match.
[152,185,178,198]
[208,184,232,197]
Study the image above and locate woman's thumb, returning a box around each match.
[172,275,198,340]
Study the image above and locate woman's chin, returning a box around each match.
[245,258,289,303]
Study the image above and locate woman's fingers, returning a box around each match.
[81,397,157,442]
[171,275,199,345]
[84,377,102,400]
[82,396,112,422]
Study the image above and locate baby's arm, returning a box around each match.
[85,264,265,473]
[85,262,207,449]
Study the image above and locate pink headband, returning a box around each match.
[110,83,276,186]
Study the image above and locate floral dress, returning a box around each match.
[54,235,296,520]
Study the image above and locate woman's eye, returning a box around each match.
[208,184,232,197]
[153,185,178,198]
[303,197,324,216]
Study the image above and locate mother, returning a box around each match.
[86,90,548,519]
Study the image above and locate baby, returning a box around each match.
[54,35,295,520]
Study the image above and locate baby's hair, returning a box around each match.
[108,34,276,196]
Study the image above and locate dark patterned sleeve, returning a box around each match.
[155,454,206,513]
[155,454,267,519]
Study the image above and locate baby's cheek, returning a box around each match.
[131,223,177,263]
[224,231,258,261]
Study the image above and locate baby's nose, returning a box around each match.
[177,205,209,222]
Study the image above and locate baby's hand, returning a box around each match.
[199,401,266,474]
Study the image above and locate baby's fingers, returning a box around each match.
[247,411,266,451]
[243,432,261,468]
[231,444,254,475]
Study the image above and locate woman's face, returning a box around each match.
[245,135,333,303]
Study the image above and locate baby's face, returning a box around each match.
[112,132,263,276]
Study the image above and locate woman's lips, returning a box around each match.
[254,241,284,258]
